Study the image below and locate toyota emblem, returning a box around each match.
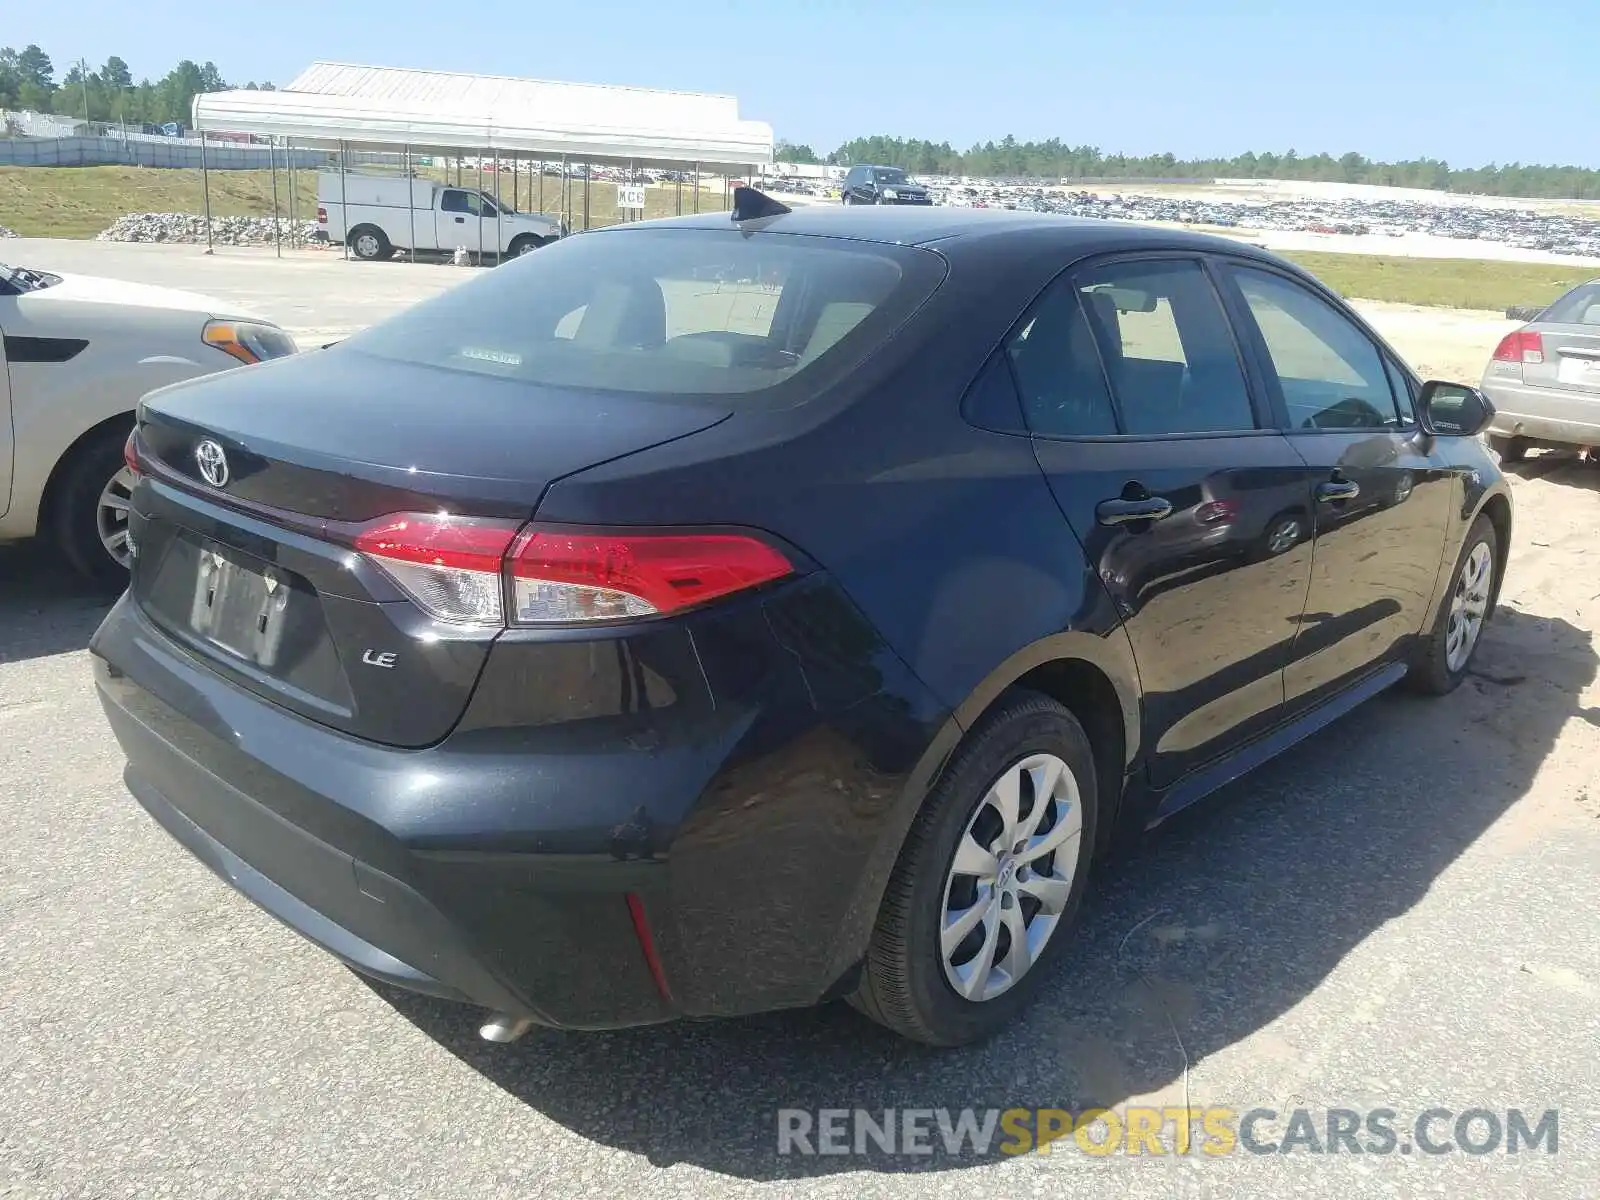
[194,439,230,488]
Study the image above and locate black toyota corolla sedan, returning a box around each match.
[93,195,1511,1047]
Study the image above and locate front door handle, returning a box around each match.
[1097,496,1174,525]
[1316,479,1361,503]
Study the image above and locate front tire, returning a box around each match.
[1407,515,1499,695]
[508,234,548,257]
[851,692,1098,1045]
[49,422,134,589]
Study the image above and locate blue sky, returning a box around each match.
[14,0,1600,166]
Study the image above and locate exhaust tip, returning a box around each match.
[479,1013,536,1043]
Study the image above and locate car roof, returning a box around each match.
[628,204,1291,262]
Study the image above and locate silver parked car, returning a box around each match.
[1480,279,1600,461]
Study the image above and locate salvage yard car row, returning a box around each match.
[931,184,1600,258]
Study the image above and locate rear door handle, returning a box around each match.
[454,216,465,223]
[1316,479,1361,503]
[1096,496,1174,525]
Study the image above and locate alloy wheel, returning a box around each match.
[96,466,135,568]
[939,753,1082,1002]
[1445,541,1493,672]
[1266,517,1302,555]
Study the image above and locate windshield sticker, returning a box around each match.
[459,346,523,366]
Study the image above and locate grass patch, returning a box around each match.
[1275,250,1595,312]
[0,165,726,240]
[0,165,318,239]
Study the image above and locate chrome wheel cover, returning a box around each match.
[939,753,1082,1002]
[1445,541,1494,672]
[355,233,380,258]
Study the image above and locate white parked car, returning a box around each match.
[0,258,297,584]
[317,172,565,262]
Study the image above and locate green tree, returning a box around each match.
[776,139,817,164]
[15,44,53,88]
[101,56,132,89]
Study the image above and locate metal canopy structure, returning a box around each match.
[192,61,774,170]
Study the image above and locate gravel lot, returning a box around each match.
[2,240,1598,1198]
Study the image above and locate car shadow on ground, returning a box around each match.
[0,545,117,665]
[1503,449,1600,492]
[371,597,1596,1179]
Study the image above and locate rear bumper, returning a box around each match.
[1482,378,1600,446]
[126,763,514,1009]
[91,579,948,1029]
[94,602,670,1029]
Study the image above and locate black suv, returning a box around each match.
[95,203,1510,1048]
[841,164,932,206]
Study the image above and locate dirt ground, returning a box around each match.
[1438,449,1600,847]
[1353,300,1520,382]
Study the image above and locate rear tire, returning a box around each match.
[850,692,1098,1045]
[348,226,392,261]
[49,422,135,590]
[1488,434,1528,463]
[1406,515,1498,695]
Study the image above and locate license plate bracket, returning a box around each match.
[188,543,292,667]
[1557,355,1600,386]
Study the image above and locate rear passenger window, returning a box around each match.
[1005,281,1120,437]
[1077,260,1256,435]
[1231,267,1401,430]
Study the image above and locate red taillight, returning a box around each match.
[507,530,793,624]
[1493,329,1544,365]
[123,429,141,477]
[1194,498,1239,525]
[350,515,793,626]
[353,514,520,625]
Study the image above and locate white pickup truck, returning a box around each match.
[317,172,566,261]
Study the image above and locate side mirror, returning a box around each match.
[1417,380,1495,438]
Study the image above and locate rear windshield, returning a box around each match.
[1540,283,1600,325]
[340,228,945,400]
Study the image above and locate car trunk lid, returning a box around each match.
[130,348,730,747]
[1522,323,1600,396]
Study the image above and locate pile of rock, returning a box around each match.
[96,213,320,246]
[0,225,19,238]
